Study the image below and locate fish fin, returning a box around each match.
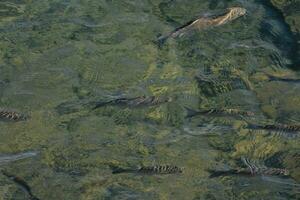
[184,106,199,118]
[241,157,254,174]
[155,34,169,48]
[239,115,255,127]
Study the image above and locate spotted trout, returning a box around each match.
[158,7,246,46]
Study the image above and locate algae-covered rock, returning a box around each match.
[270,0,300,70]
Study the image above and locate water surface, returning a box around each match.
[0,0,300,199]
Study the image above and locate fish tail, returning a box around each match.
[110,165,133,174]
[156,34,169,48]
[93,100,114,109]
[208,169,239,178]
[184,106,199,118]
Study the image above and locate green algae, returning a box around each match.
[0,0,300,199]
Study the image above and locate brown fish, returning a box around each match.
[158,7,247,45]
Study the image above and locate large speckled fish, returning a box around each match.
[158,7,247,46]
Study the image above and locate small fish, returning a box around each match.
[185,107,254,118]
[1,170,40,200]
[0,109,28,121]
[267,74,300,83]
[0,151,38,166]
[241,157,289,176]
[208,167,289,178]
[94,96,172,109]
[111,165,183,175]
[247,123,300,138]
[158,7,246,46]
[209,157,289,178]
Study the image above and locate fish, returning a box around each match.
[241,157,289,176]
[0,151,38,166]
[266,74,300,83]
[55,99,92,115]
[185,107,254,118]
[111,165,183,175]
[1,170,40,200]
[247,123,300,138]
[93,96,172,109]
[209,157,289,178]
[208,167,289,178]
[157,7,247,46]
[0,109,28,122]
[55,96,172,115]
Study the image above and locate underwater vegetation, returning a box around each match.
[0,0,300,199]
[1,170,40,200]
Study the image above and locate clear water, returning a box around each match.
[0,0,300,199]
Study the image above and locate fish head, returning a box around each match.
[179,167,184,173]
[282,169,290,176]
[227,7,247,20]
